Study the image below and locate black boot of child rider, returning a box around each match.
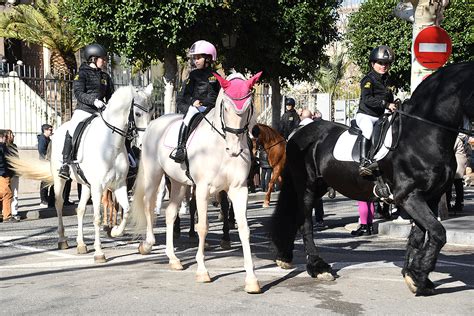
[170,123,188,163]
[59,132,73,180]
[359,137,376,176]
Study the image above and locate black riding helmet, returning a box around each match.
[285,97,296,107]
[84,44,107,62]
[369,45,395,64]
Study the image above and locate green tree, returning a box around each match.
[63,0,340,125]
[220,0,340,126]
[0,0,83,76]
[346,0,473,91]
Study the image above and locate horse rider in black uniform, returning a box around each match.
[355,45,397,176]
[58,44,114,179]
[278,97,300,140]
[170,40,220,163]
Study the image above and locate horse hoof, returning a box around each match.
[196,272,211,283]
[276,259,293,269]
[77,244,88,254]
[169,260,183,270]
[58,241,69,250]
[110,226,122,238]
[220,240,231,250]
[262,202,270,208]
[138,242,152,255]
[404,274,418,294]
[317,272,335,281]
[245,280,262,294]
[94,254,107,264]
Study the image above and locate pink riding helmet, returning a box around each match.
[189,40,217,61]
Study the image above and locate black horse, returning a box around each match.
[271,62,474,296]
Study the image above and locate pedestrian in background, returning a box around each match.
[0,130,16,222]
[446,133,470,213]
[4,129,20,220]
[278,97,300,139]
[257,141,272,192]
[351,201,374,236]
[38,124,54,208]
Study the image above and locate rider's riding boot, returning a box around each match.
[359,137,376,176]
[170,123,188,163]
[452,178,464,213]
[59,132,73,180]
[351,224,372,236]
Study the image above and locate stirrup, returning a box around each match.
[170,147,186,163]
[359,159,376,176]
[58,165,70,180]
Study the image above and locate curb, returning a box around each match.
[378,220,474,246]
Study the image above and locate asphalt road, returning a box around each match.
[1,197,473,315]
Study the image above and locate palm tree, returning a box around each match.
[315,51,349,121]
[315,51,348,99]
[0,0,83,77]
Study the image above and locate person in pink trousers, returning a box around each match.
[351,201,374,236]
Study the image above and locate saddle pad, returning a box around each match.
[163,120,198,149]
[333,126,392,162]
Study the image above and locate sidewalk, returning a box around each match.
[10,183,474,247]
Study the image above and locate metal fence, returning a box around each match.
[0,62,164,148]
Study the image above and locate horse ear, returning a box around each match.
[247,71,263,89]
[144,83,153,96]
[213,72,231,90]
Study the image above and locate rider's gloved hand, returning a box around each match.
[94,99,106,110]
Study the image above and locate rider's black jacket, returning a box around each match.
[176,68,220,115]
[73,63,114,114]
[278,108,300,139]
[357,70,394,117]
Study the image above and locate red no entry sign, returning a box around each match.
[414,26,452,69]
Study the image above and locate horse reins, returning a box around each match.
[99,99,150,139]
[395,109,474,136]
[264,138,286,151]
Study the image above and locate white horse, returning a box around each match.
[10,84,153,263]
[131,72,263,293]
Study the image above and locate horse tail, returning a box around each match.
[129,157,148,237]
[7,154,53,186]
[270,140,305,263]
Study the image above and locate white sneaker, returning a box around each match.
[179,203,189,215]
[39,202,49,208]
[393,216,411,225]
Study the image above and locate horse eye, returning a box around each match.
[136,112,142,117]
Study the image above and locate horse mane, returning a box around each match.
[107,86,134,109]
[410,61,474,106]
[257,123,284,146]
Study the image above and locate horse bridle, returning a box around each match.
[199,88,254,140]
[99,98,150,140]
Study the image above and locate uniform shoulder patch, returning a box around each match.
[74,74,80,81]
[208,75,216,82]
[364,81,371,89]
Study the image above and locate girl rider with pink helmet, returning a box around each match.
[170,40,220,163]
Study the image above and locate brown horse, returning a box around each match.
[252,123,286,207]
